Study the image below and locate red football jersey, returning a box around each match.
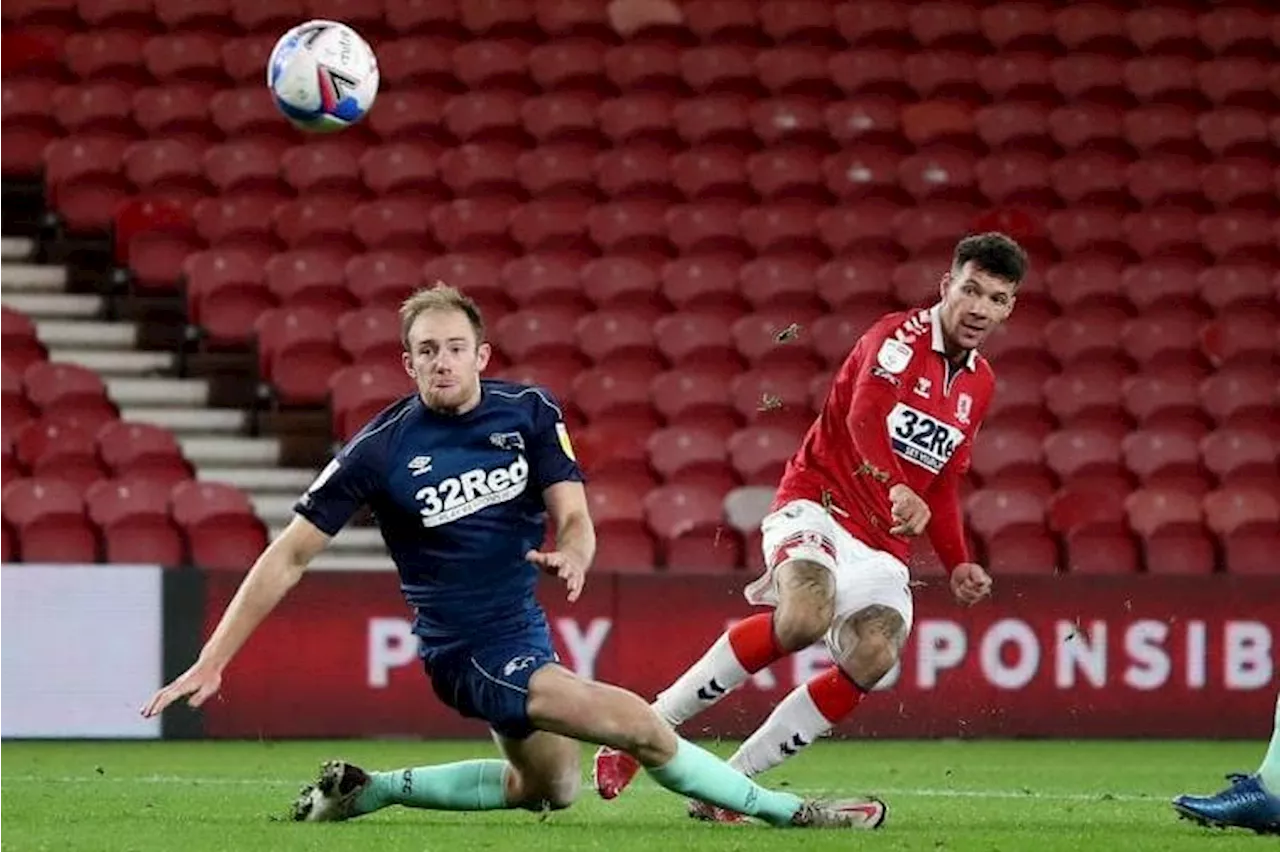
[773,305,995,570]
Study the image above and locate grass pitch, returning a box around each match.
[2,739,1267,851]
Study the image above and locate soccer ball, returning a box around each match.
[267,20,379,133]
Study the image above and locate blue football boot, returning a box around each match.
[1172,772,1280,835]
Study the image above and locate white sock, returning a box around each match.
[652,633,751,727]
[1257,690,1280,791]
[728,682,833,777]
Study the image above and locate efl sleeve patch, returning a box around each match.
[555,421,577,462]
[876,338,913,374]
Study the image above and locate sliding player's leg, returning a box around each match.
[595,501,839,799]
[528,663,884,829]
[1171,691,1280,834]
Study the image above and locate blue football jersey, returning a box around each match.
[294,379,585,645]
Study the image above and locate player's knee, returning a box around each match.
[846,631,898,685]
[774,560,836,650]
[533,771,581,811]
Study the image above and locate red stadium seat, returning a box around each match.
[452,39,533,95]
[1198,8,1272,59]
[970,428,1050,496]
[1122,429,1209,495]
[1050,55,1130,106]
[1126,155,1204,210]
[85,479,184,565]
[648,427,736,492]
[22,362,118,427]
[154,0,232,32]
[645,484,742,573]
[336,307,401,366]
[360,143,443,200]
[1125,488,1214,574]
[255,307,350,405]
[459,0,537,40]
[681,45,761,98]
[981,3,1055,53]
[1120,260,1203,317]
[658,256,746,316]
[3,78,61,176]
[587,201,670,261]
[1201,430,1279,492]
[281,144,364,203]
[274,197,359,253]
[825,98,906,152]
[1043,429,1128,492]
[814,258,897,312]
[509,200,594,257]
[1050,152,1130,210]
[587,481,656,573]
[1123,104,1201,158]
[368,90,451,144]
[443,91,526,145]
[221,35,281,86]
[909,2,983,52]
[52,82,138,139]
[651,370,739,438]
[834,1,910,49]
[64,31,150,86]
[423,254,509,314]
[580,257,662,315]
[1200,211,1275,263]
[43,136,133,232]
[516,145,597,200]
[576,311,661,375]
[598,94,677,148]
[203,140,288,199]
[494,309,586,375]
[96,421,193,490]
[1047,485,1139,575]
[1199,58,1271,110]
[1123,373,1210,438]
[1126,7,1200,58]
[501,255,590,313]
[528,40,607,93]
[182,248,276,345]
[15,419,106,490]
[230,0,304,33]
[976,153,1056,209]
[328,363,414,442]
[115,197,201,294]
[143,33,228,89]
[1121,314,1207,375]
[749,96,828,151]
[1200,316,1278,370]
[1,478,98,563]
[978,53,1056,106]
[740,203,824,259]
[756,46,840,100]
[574,422,654,494]
[653,311,740,378]
[1046,208,1131,263]
[2,307,48,374]
[572,366,658,430]
[730,368,814,433]
[975,102,1052,156]
[346,251,425,309]
[606,43,684,94]
[1203,488,1280,575]
[727,425,804,487]
[439,143,522,200]
[905,50,983,104]
[1125,55,1204,109]
[1201,159,1276,212]
[671,147,751,202]
[965,489,1057,574]
[1045,260,1128,315]
[520,94,600,147]
[595,145,675,201]
[1198,108,1271,159]
[170,481,268,572]
[738,257,823,314]
[760,0,836,46]
[666,202,749,258]
[428,198,515,255]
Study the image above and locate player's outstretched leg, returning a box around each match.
[293,729,582,822]
[594,560,833,800]
[1171,691,1280,835]
[530,663,885,829]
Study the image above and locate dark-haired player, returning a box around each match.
[596,234,1028,821]
[142,284,884,830]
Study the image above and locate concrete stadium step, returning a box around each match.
[50,348,175,376]
[180,436,280,466]
[1,264,66,291]
[107,377,209,407]
[310,553,396,571]
[1,292,103,319]
[1,237,35,261]
[198,466,318,493]
[121,406,246,435]
[37,320,137,349]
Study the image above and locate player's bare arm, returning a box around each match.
[139,515,331,718]
[527,480,595,602]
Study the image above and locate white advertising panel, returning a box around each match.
[2,565,163,738]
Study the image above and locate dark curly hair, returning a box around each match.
[952,232,1029,288]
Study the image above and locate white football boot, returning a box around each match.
[791,796,888,829]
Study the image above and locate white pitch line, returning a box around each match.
[0,775,1167,802]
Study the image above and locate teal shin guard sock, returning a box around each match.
[645,738,803,827]
[352,760,510,815]
[1257,691,1280,792]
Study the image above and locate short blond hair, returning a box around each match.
[399,283,486,351]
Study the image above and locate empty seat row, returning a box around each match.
[4,417,193,491]
[1,477,266,570]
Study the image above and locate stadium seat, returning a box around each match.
[85,478,185,566]
[459,0,537,40]
[740,203,824,259]
[182,247,277,346]
[1200,211,1275,263]
[509,200,595,257]
[528,39,608,93]
[1045,314,1129,373]
[607,43,684,94]
[1126,156,1204,210]
[131,83,218,147]
[1120,260,1203,317]
[737,257,823,314]
[724,484,776,571]
[671,147,751,202]
[1048,485,1139,575]
[3,78,62,176]
[43,136,133,232]
[1201,430,1279,492]
[814,258,897,312]
[428,198,516,256]
[221,35,282,86]
[452,39,533,95]
[494,309,587,375]
[598,94,677,149]
[645,484,743,574]
[1198,7,1272,59]
[438,143,522,200]
[909,2,983,52]
[443,91,526,145]
[114,197,201,294]
[594,145,675,202]
[501,255,590,313]
[345,251,425,309]
[1125,209,1208,263]
[1200,159,1276,212]
[143,32,227,89]
[1043,429,1129,493]
[1123,373,1210,438]
[580,257,663,315]
[749,96,828,151]
[170,481,268,572]
[571,366,658,431]
[1050,55,1130,106]
[22,362,118,429]
[281,144,365,203]
[153,0,233,32]
[829,48,912,102]
[1050,152,1130,210]
[1201,366,1280,437]
[575,310,662,375]
[647,427,737,492]
[588,201,671,261]
[360,143,443,200]
[1199,58,1271,110]
[662,98,753,154]
[976,152,1056,209]
[335,306,401,367]
[574,420,654,492]
[965,489,1057,575]
[666,202,749,258]
[650,370,740,439]
[732,312,823,376]
[981,3,1056,54]
[329,363,414,441]
[977,53,1056,106]
[96,421,193,490]
[1123,104,1201,158]
[727,424,805,486]
[969,427,1051,496]
[681,45,761,98]
[264,249,355,316]
[1,478,99,563]
[64,31,151,86]
[756,45,840,100]
[520,94,600,147]
[657,256,745,316]
[230,0,304,33]
[1200,316,1279,373]
[15,418,106,491]
[368,90,451,144]
[587,481,656,573]
[1126,7,1200,58]
[1046,208,1131,264]
[52,82,138,139]
[255,307,350,406]
[1197,107,1271,159]
[423,254,510,314]
[1122,429,1210,495]
[516,145,597,200]
[1045,260,1129,316]
[1125,488,1215,574]
[904,50,983,104]
[834,1,911,50]
[1203,488,1280,575]
[2,307,49,374]
[203,140,288,199]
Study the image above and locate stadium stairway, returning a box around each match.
[1,231,391,570]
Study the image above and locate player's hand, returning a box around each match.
[888,484,931,536]
[950,562,993,606]
[526,549,587,602]
[140,660,222,718]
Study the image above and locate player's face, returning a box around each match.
[938,261,1017,352]
[402,308,491,414]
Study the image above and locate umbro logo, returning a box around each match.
[408,456,433,476]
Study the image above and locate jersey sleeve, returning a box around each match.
[526,387,585,491]
[293,434,382,536]
[925,443,973,573]
[844,319,912,491]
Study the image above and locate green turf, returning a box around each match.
[1,739,1267,851]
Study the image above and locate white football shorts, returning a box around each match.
[745,498,914,658]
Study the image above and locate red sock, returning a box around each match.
[806,667,867,723]
[727,613,786,674]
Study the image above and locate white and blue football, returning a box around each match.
[267,20,379,133]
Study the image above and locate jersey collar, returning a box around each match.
[930,304,978,371]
